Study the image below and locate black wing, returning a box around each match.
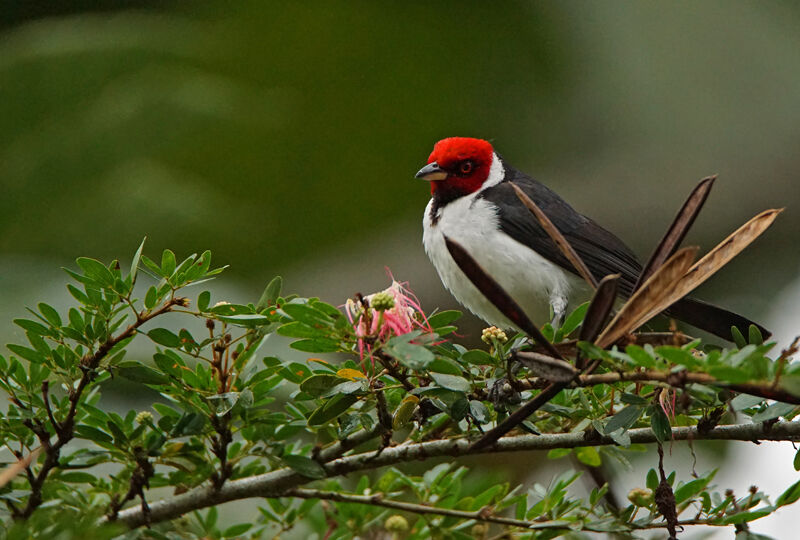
[479,161,642,296]
[477,160,771,340]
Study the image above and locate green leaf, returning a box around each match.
[58,471,97,484]
[649,405,672,443]
[257,276,283,311]
[721,509,771,525]
[427,310,461,329]
[620,392,649,405]
[430,372,471,393]
[144,286,158,310]
[384,338,434,370]
[393,396,419,429]
[106,420,128,445]
[206,506,218,529]
[76,257,114,286]
[730,393,764,411]
[208,303,252,315]
[282,454,326,479]
[13,319,52,336]
[320,380,364,397]
[709,365,750,384]
[577,341,607,360]
[751,402,796,423]
[748,324,764,345]
[197,291,211,312]
[656,346,698,369]
[776,479,800,507]
[140,255,164,277]
[130,237,146,285]
[461,350,495,365]
[646,468,659,490]
[217,313,272,327]
[161,249,176,276]
[559,302,589,337]
[469,400,489,423]
[171,413,206,437]
[547,448,572,459]
[289,338,340,353]
[307,394,358,425]
[116,362,169,385]
[428,357,463,375]
[147,328,181,348]
[6,343,45,363]
[731,326,748,349]
[66,284,90,304]
[279,362,312,384]
[37,303,62,327]
[674,471,716,504]
[68,308,85,332]
[222,524,252,537]
[74,425,113,444]
[300,374,346,397]
[277,322,325,338]
[282,303,333,326]
[794,447,800,472]
[450,396,469,421]
[604,405,643,434]
[575,446,602,467]
[607,428,631,447]
[153,353,181,377]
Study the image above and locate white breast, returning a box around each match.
[422,161,576,329]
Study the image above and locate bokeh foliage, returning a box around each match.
[0,2,566,268]
[2,243,800,538]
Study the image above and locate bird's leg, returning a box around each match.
[487,342,528,408]
[550,293,568,328]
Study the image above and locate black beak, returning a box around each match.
[415,161,448,181]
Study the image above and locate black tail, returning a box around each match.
[666,297,771,342]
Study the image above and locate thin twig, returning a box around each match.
[284,488,585,531]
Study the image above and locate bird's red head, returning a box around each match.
[415,137,494,199]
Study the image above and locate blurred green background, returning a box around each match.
[2,1,799,333]
[2,1,800,537]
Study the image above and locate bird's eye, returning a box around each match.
[459,161,474,174]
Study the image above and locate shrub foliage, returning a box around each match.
[1,240,800,539]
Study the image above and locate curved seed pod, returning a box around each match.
[596,247,698,348]
[634,176,715,291]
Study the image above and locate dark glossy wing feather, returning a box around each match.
[479,163,642,296]
[478,160,771,340]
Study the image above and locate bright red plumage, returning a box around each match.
[427,137,494,196]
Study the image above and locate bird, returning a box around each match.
[416,136,769,341]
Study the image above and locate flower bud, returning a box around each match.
[481,326,507,345]
[370,291,395,311]
[471,523,489,537]
[135,411,154,425]
[627,487,653,507]
[384,514,409,532]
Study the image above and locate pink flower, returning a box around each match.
[345,275,432,370]
[659,388,677,423]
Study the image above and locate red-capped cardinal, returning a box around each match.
[416,136,768,341]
